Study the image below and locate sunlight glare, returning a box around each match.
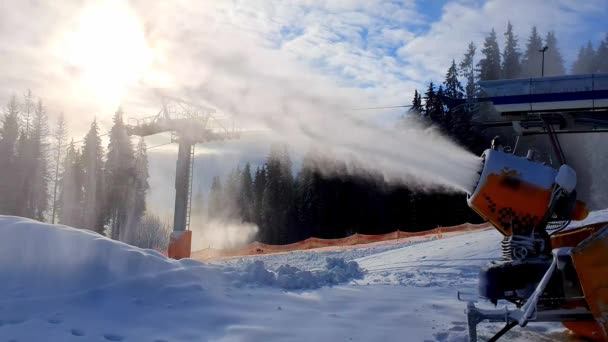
[61,0,153,110]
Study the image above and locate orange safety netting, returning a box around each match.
[190,222,492,261]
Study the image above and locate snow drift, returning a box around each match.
[0,215,584,341]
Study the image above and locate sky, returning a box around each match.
[1,0,607,214]
[1,0,607,135]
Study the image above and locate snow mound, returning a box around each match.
[0,216,189,294]
[235,257,364,290]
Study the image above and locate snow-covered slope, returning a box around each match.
[0,216,588,341]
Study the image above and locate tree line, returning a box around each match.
[0,94,165,247]
[463,23,608,83]
[206,22,608,245]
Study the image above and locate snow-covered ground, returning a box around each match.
[2,215,602,342]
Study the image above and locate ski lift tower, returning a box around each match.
[126,98,239,259]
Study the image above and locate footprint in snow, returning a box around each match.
[47,317,62,324]
[103,333,124,341]
[449,325,466,332]
[71,329,85,337]
[433,331,449,341]
[6,317,27,325]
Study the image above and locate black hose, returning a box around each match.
[487,321,518,342]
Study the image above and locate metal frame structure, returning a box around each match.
[126,98,239,236]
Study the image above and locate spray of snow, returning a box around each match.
[136,13,483,194]
[190,219,258,250]
[164,85,483,193]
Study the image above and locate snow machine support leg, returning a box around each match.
[466,248,595,341]
[466,302,514,342]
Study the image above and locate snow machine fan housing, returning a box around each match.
[467,148,588,239]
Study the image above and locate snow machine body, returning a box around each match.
[464,148,608,341]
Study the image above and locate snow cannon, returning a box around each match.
[463,147,608,341]
[468,148,588,244]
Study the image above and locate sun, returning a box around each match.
[59,0,153,110]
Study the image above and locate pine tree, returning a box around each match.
[0,96,21,214]
[208,176,223,220]
[51,113,67,224]
[442,61,464,134]
[521,26,543,77]
[501,22,521,79]
[224,167,242,218]
[294,152,319,240]
[253,166,267,229]
[192,186,205,223]
[239,163,254,222]
[409,89,423,114]
[423,81,436,119]
[81,119,105,232]
[423,82,446,126]
[434,85,447,127]
[104,109,135,240]
[444,60,464,101]
[15,130,31,217]
[460,42,477,100]
[596,34,608,73]
[544,32,565,76]
[478,29,501,81]
[130,137,149,230]
[572,41,596,74]
[58,140,84,227]
[262,144,294,244]
[22,90,34,136]
[29,100,50,221]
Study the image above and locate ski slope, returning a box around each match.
[1,215,599,342]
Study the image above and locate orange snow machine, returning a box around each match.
[464,147,608,341]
